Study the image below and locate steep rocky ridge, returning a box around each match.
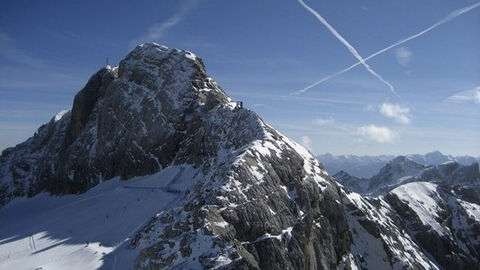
[1,43,479,270]
[0,43,351,269]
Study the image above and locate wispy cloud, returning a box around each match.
[300,135,313,150]
[394,47,413,66]
[447,86,480,105]
[312,117,335,126]
[296,0,398,97]
[357,124,398,143]
[131,0,197,46]
[380,103,411,124]
[293,1,480,95]
[0,31,47,69]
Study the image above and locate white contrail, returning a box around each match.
[296,0,399,97]
[293,1,480,95]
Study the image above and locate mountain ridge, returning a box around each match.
[318,151,480,178]
[1,43,478,270]
[335,155,480,196]
[0,43,352,269]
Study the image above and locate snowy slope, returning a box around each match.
[390,182,449,236]
[341,190,439,270]
[2,42,479,270]
[0,166,199,270]
[386,182,480,269]
[0,43,351,269]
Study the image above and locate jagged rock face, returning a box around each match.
[131,122,351,269]
[1,43,237,197]
[0,43,351,269]
[54,44,235,193]
[386,182,480,270]
[340,190,440,270]
[2,42,479,270]
[0,110,71,205]
[418,162,480,190]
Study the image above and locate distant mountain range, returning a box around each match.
[334,155,480,196]
[317,151,480,178]
[1,43,479,270]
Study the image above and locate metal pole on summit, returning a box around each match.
[106,57,109,67]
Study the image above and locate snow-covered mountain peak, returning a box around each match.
[376,155,424,177]
[2,42,479,270]
[389,155,415,164]
[123,42,201,69]
[117,42,231,112]
[0,43,354,269]
[365,156,425,194]
[424,150,450,161]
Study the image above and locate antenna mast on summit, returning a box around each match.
[106,57,109,67]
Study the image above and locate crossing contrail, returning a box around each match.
[296,0,399,97]
[292,1,480,95]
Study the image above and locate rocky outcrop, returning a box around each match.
[131,137,351,269]
[0,109,71,205]
[340,190,439,270]
[386,182,480,270]
[0,43,236,198]
[2,42,479,269]
[0,43,352,269]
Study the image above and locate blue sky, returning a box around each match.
[0,0,479,156]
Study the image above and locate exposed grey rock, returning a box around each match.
[341,189,439,270]
[386,183,480,270]
[0,43,351,269]
[2,42,479,270]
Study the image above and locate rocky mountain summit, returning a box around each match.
[1,43,479,270]
[1,43,352,269]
